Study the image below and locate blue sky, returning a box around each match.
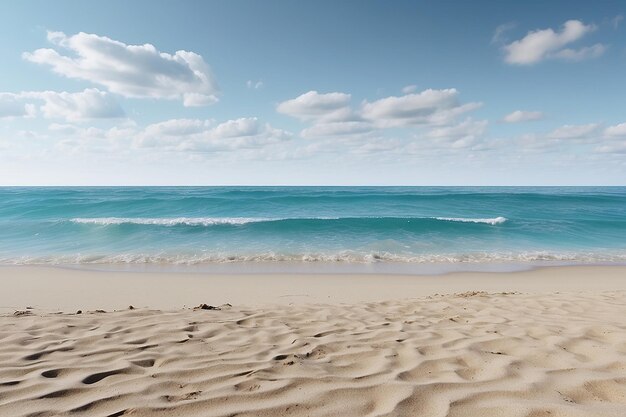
[1,0,625,185]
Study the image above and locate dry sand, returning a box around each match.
[1,266,625,416]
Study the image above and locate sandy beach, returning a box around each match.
[3,0,626,414]
[1,266,625,416]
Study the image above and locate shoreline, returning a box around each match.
[13,259,626,275]
[25,259,626,275]
[3,256,626,275]
[1,264,625,312]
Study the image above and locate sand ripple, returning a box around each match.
[1,291,625,416]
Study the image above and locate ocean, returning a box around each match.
[1,186,625,273]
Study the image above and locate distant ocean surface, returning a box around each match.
[1,187,625,273]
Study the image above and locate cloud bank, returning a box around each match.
[0,89,124,121]
[278,88,483,143]
[132,117,292,152]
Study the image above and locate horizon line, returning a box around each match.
[1,185,625,188]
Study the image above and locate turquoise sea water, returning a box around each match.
[0,187,625,272]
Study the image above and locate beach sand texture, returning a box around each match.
[1,289,625,416]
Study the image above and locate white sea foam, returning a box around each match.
[3,250,625,266]
[70,216,508,226]
[70,217,273,226]
[433,216,508,225]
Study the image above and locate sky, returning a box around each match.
[0,0,625,185]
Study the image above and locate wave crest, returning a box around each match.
[70,215,508,227]
[70,217,273,226]
[433,216,507,225]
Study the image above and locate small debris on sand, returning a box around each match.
[455,291,488,298]
[194,303,220,310]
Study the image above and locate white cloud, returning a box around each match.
[604,122,626,137]
[0,89,124,121]
[596,142,626,154]
[278,89,481,129]
[427,118,487,139]
[38,117,291,158]
[425,118,488,149]
[401,84,418,94]
[516,122,625,154]
[46,123,137,156]
[143,119,212,138]
[277,90,352,121]
[135,117,291,152]
[552,43,607,61]
[547,123,600,139]
[278,88,482,143]
[50,123,134,139]
[520,122,626,152]
[503,20,603,65]
[0,93,36,118]
[48,123,80,134]
[30,89,124,120]
[301,121,374,138]
[246,80,263,89]
[23,31,218,106]
[182,93,218,107]
[361,89,481,128]
[503,110,544,123]
[211,118,276,139]
[612,15,624,29]
[353,138,402,155]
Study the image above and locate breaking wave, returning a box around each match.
[433,216,507,225]
[70,217,275,226]
[70,216,507,227]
